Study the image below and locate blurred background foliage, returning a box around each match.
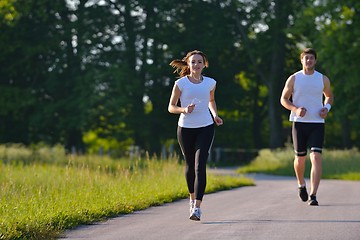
[0,0,359,158]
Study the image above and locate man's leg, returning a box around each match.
[292,122,309,202]
[309,151,322,196]
[294,154,309,202]
[294,155,307,187]
[307,123,324,206]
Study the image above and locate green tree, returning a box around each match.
[147,0,254,150]
[292,0,360,148]
[230,0,309,148]
[2,0,358,156]
[0,0,66,144]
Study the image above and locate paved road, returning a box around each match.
[61,169,360,240]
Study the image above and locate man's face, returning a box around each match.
[301,53,316,70]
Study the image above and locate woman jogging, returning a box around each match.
[168,50,223,221]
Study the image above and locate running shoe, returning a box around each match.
[189,207,201,221]
[298,186,309,202]
[189,200,195,214]
[308,195,319,206]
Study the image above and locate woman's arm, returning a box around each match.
[208,86,223,126]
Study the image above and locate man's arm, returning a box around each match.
[280,75,307,117]
[323,75,334,106]
[319,75,334,118]
[280,75,297,111]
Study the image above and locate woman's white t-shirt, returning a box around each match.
[289,70,325,123]
[176,76,216,128]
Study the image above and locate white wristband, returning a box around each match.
[324,103,331,111]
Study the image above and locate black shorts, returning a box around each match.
[292,122,325,156]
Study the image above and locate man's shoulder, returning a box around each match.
[294,70,303,76]
[314,70,323,75]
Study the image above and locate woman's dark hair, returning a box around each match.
[169,50,209,78]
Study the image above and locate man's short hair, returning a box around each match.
[300,48,317,60]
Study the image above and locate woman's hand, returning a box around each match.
[214,116,223,126]
[185,104,195,114]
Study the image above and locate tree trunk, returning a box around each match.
[123,0,146,148]
[268,0,289,148]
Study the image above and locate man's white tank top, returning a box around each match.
[176,76,216,128]
[289,70,325,123]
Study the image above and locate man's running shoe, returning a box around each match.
[308,195,319,206]
[189,200,195,214]
[189,207,201,221]
[298,186,309,202]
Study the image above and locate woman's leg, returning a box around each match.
[194,124,214,207]
[177,126,196,196]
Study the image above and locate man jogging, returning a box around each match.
[280,48,334,206]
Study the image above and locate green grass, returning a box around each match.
[0,145,253,240]
[237,148,360,181]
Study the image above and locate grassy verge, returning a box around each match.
[0,145,253,240]
[237,148,360,181]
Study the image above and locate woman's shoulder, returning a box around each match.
[175,76,189,90]
[175,76,187,86]
[175,76,188,83]
[203,76,216,86]
[203,75,215,81]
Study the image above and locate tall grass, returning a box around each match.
[237,148,360,180]
[0,145,252,240]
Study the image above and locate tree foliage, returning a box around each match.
[291,0,360,147]
[0,0,359,155]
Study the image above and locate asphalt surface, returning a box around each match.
[61,169,360,240]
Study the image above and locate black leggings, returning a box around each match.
[177,124,215,201]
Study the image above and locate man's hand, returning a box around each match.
[296,107,307,117]
[319,107,329,119]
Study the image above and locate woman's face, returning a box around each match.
[188,54,205,74]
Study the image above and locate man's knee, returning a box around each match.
[310,151,322,162]
[294,155,306,163]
